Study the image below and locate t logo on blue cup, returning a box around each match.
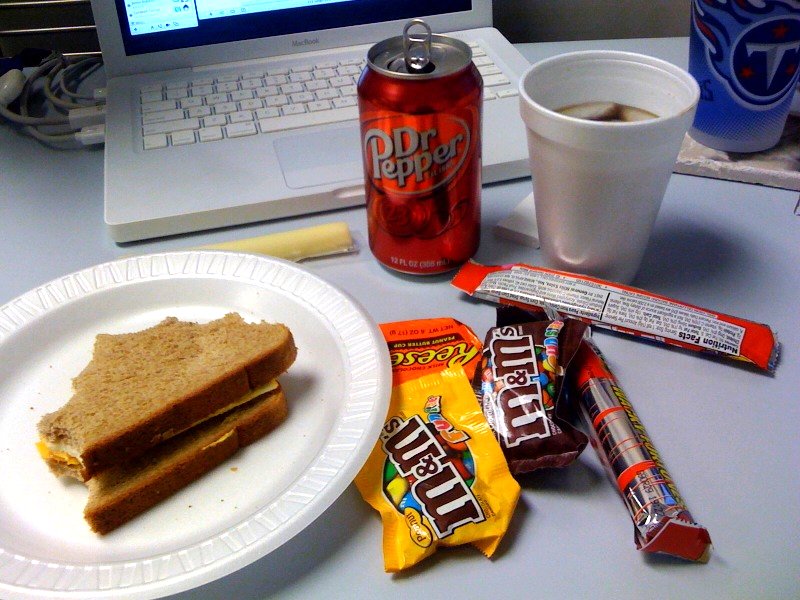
[688,0,800,152]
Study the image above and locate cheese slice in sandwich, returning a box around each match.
[36,313,297,482]
[85,382,288,534]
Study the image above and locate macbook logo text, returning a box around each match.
[292,37,320,47]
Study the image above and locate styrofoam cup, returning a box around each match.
[519,51,700,283]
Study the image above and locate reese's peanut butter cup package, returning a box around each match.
[472,307,588,474]
[379,318,483,385]
[354,367,520,572]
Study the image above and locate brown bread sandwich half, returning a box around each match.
[84,381,288,534]
[35,312,297,533]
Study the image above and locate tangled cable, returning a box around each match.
[0,52,106,146]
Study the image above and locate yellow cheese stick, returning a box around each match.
[198,222,356,261]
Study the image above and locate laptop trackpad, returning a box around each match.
[275,124,363,189]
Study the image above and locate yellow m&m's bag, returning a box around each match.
[354,367,520,572]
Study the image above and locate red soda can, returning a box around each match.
[358,19,482,275]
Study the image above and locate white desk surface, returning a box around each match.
[1,38,798,600]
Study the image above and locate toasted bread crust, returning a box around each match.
[84,385,288,534]
[38,314,297,481]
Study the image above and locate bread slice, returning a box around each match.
[85,384,288,534]
[37,313,297,481]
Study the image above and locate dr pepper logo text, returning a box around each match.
[363,114,472,195]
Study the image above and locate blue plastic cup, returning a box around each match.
[688,0,800,152]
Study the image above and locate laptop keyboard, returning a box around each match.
[139,42,518,151]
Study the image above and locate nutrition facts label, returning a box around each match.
[475,267,746,356]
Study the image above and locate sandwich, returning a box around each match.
[85,381,287,534]
[35,312,297,533]
[37,312,296,481]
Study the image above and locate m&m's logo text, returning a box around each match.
[486,326,553,448]
[380,414,484,539]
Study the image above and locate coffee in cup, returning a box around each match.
[556,101,658,122]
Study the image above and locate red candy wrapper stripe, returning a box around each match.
[452,261,780,373]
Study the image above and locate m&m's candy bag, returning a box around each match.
[354,367,520,572]
[473,307,589,474]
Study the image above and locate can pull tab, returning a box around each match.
[403,19,434,73]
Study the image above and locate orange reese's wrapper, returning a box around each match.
[378,318,483,386]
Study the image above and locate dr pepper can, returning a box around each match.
[358,19,482,275]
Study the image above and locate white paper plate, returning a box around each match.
[0,251,392,600]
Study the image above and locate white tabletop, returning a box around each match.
[1,37,798,600]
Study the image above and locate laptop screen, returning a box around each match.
[118,0,473,56]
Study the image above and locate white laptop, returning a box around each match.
[90,0,531,242]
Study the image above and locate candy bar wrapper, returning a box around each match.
[452,261,780,373]
[379,318,483,386]
[571,338,712,562]
[354,367,521,573]
[472,309,588,474]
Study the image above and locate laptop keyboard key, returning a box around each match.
[265,95,289,107]
[281,83,305,94]
[192,84,214,96]
[205,93,230,104]
[165,88,189,100]
[265,74,288,85]
[315,88,340,100]
[180,97,203,108]
[240,77,264,88]
[142,117,199,136]
[216,81,239,93]
[331,96,357,109]
[213,102,238,114]
[203,114,228,127]
[142,109,187,125]
[256,86,281,98]
[230,89,254,102]
[187,105,212,118]
[239,98,264,111]
[281,104,306,116]
[199,126,224,142]
[308,100,332,112]
[141,100,178,113]
[142,133,168,150]
[171,130,196,146]
[228,111,254,123]
[289,91,315,104]
[482,73,511,87]
[255,107,281,119]
[225,122,257,138]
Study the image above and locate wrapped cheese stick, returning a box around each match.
[199,221,356,261]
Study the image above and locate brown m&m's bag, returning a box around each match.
[472,307,588,474]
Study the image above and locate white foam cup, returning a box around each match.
[518,51,700,283]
